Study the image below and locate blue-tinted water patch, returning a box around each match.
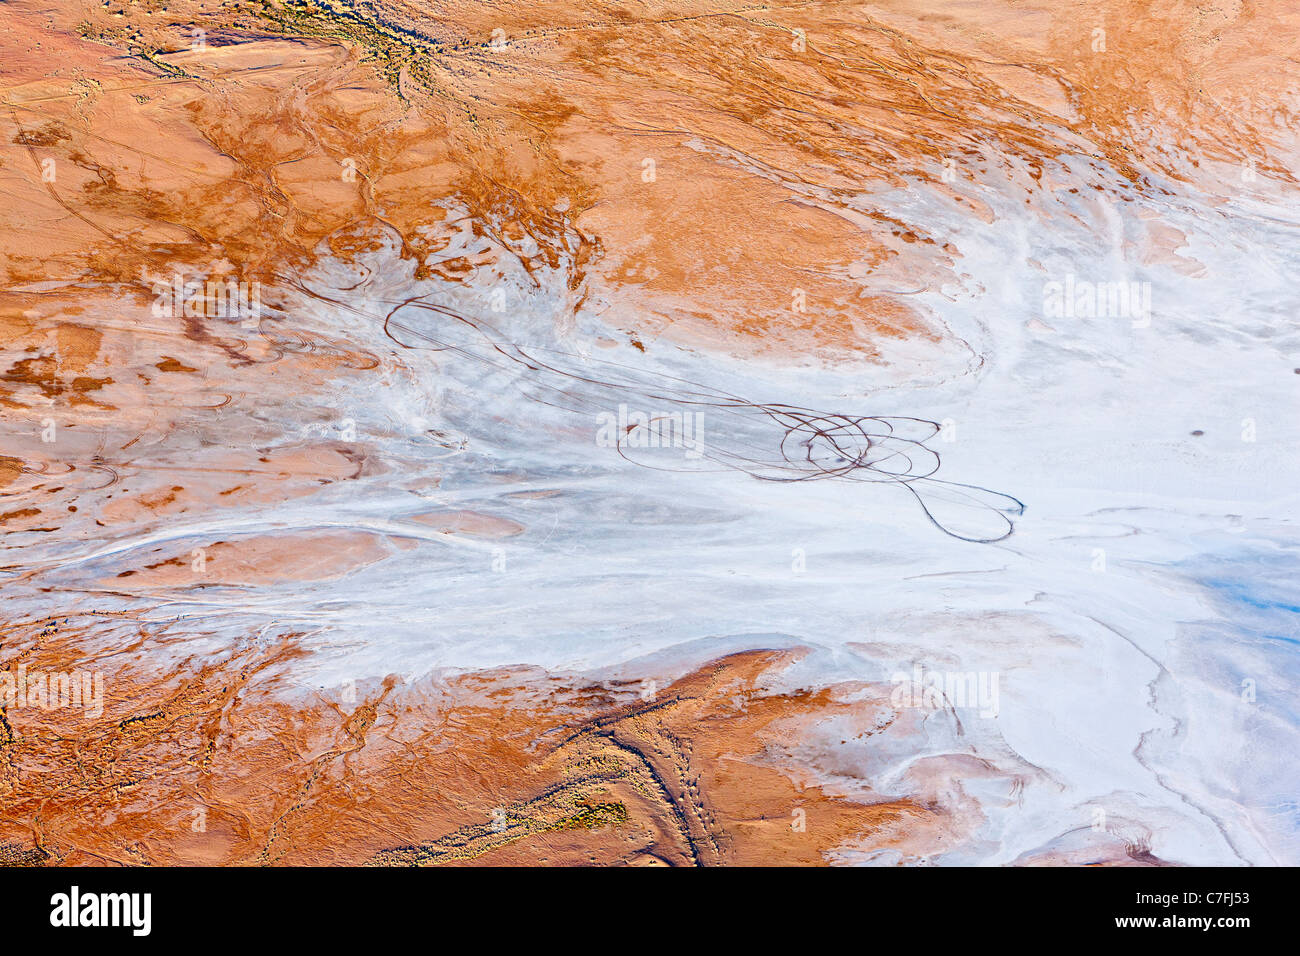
[1175,548,1300,855]
[1191,549,1300,645]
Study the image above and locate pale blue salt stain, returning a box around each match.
[1192,551,1300,646]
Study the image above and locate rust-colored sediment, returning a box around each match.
[5,0,1290,363]
[3,0,1288,865]
[0,624,933,866]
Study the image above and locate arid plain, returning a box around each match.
[1,0,1297,865]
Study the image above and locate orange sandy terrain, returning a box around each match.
[2,0,1294,865]
[1,626,945,866]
